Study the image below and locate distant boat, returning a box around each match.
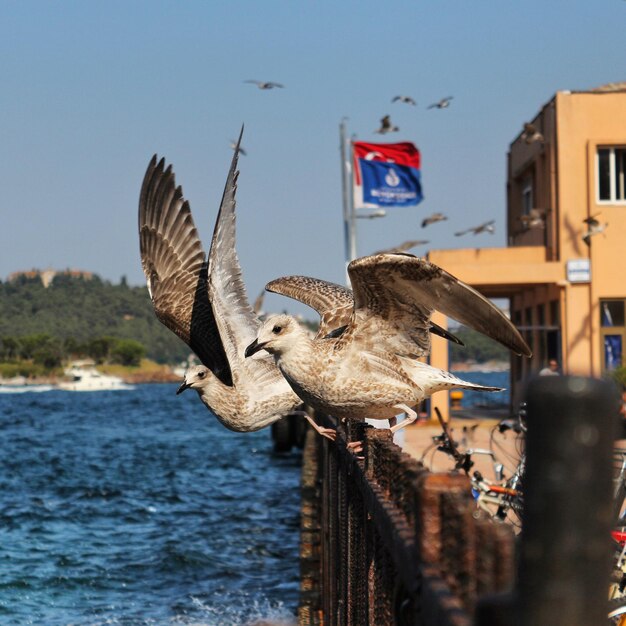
[58,365,134,392]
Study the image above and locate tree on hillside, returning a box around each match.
[111,339,145,367]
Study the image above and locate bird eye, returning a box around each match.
[272,325,282,334]
[198,371,206,379]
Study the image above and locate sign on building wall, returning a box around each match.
[566,259,591,283]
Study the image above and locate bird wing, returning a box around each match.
[344,254,531,358]
[392,96,401,102]
[266,275,354,337]
[454,227,471,236]
[380,115,391,129]
[373,240,429,255]
[269,82,284,88]
[244,79,261,85]
[138,156,232,385]
[206,128,264,365]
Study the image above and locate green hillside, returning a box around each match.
[0,274,189,364]
[0,272,512,371]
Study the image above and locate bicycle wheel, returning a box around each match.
[608,596,626,625]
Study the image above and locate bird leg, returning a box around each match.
[347,440,364,455]
[303,414,337,442]
[390,404,418,433]
[298,412,362,454]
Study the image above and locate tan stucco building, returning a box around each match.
[427,83,626,419]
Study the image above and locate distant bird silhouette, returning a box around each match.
[252,288,265,316]
[392,95,417,105]
[230,140,247,156]
[428,96,453,110]
[582,213,608,246]
[521,122,544,144]
[373,239,430,255]
[421,212,448,228]
[519,208,546,229]
[454,220,495,237]
[375,115,399,134]
[244,80,284,90]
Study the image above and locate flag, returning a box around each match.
[352,141,423,209]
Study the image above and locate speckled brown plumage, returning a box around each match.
[248,254,531,425]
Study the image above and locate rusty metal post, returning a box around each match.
[518,376,620,626]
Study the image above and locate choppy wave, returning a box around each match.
[0,385,301,625]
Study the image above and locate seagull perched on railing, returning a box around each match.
[374,115,399,134]
[519,208,546,229]
[392,95,417,105]
[245,254,531,440]
[244,79,284,89]
[139,130,308,433]
[454,220,495,237]
[428,96,453,109]
[521,122,544,144]
[582,213,608,246]
[421,212,448,228]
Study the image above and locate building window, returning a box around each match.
[600,298,626,372]
[597,147,626,202]
[522,177,533,215]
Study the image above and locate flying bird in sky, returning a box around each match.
[244,80,284,89]
[428,96,453,109]
[454,220,496,237]
[373,239,430,255]
[521,122,544,144]
[246,254,531,440]
[392,95,417,105]
[374,115,399,134]
[582,213,608,245]
[421,212,448,228]
[230,140,247,156]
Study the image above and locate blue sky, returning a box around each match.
[1,1,624,316]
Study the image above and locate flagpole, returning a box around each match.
[340,119,356,284]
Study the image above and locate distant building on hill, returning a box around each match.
[7,268,94,288]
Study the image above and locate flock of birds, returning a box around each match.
[139,131,532,444]
[241,80,604,248]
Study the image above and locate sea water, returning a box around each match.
[451,370,510,408]
[0,384,300,626]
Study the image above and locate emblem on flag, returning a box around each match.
[352,141,423,209]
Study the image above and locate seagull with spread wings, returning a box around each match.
[373,239,430,255]
[392,95,417,105]
[139,132,304,432]
[454,220,496,237]
[244,80,284,90]
[246,254,531,438]
[582,213,608,246]
[230,140,247,156]
[421,212,448,228]
[374,115,399,134]
[427,96,453,109]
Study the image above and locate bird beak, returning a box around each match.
[245,338,267,358]
[176,381,190,395]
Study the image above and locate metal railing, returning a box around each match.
[299,376,621,626]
